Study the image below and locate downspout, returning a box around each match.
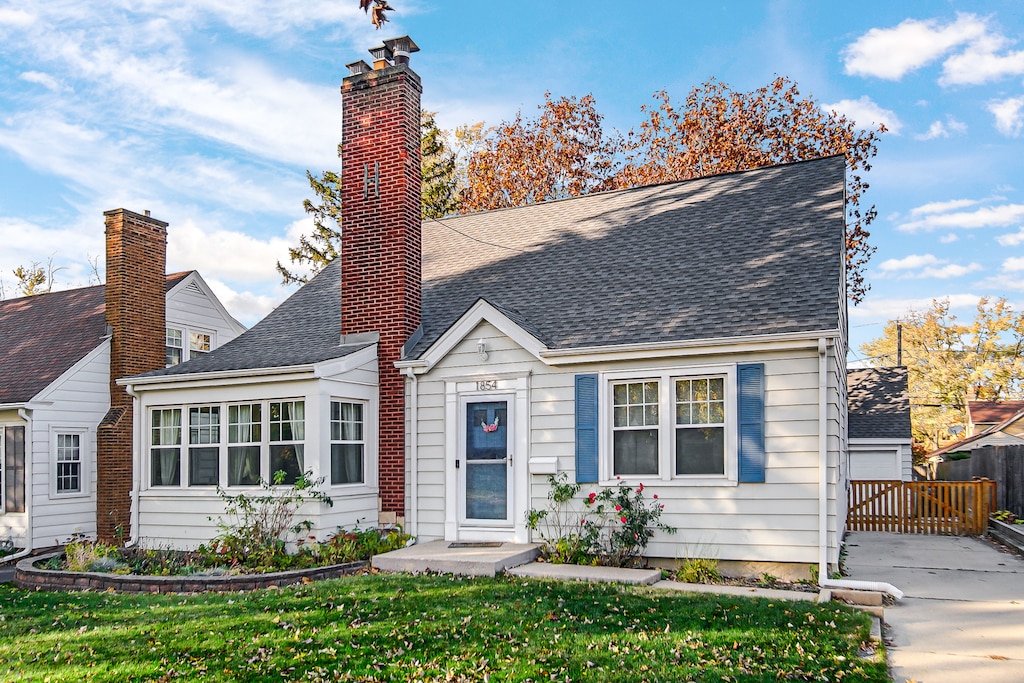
[124,385,141,547]
[5,408,34,562]
[402,367,419,538]
[815,337,903,599]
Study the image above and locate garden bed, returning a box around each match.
[989,517,1024,555]
[15,551,367,594]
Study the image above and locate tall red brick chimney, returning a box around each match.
[340,37,422,522]
[97,208,167,542]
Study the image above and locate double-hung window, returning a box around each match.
[269,401,305,484]
[55,433,82,494]
[189,332,212,357]
[228,404,262,486]
[166,329,183,367]
[151,409,182,486]
[188,407,220,486]
[330,401,364,485]
[603,366,738,484]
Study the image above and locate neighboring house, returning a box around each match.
[121,38,850,576]
[967,400,1024,436]
[928,409,1024,462]
[0,209,244,552]
[846,367,913,481]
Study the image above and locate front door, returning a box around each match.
[460,397,513,526]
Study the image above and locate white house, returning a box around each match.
[847,367,913,481]
[0,209,244,553]
[122,37,851,577]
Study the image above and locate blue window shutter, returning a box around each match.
[737,363,766,483]
[575,374,599,484]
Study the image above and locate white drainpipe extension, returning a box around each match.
[4,408,35,563]
[125,384,142,547]
[815,337,904,600]
[402,367,419,538]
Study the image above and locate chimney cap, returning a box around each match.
[383,35,419,58]
[368,43,394,66]
[346,60,372,76]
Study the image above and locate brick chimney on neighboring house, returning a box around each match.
[97,208,168,542]
[340,37,422,523]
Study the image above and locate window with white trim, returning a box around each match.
[269,401,305,485]
[605,367,735,483]
[151,408,182,486]
[55,433,82,493]
[228,404,262,486]
[189,331,212,357]
[330,401,364,485]
[166,328,183,367]
[188,406,220,486]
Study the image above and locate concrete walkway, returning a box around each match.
[843,531,1024,683]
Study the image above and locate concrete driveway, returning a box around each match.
[843,531,1024,683]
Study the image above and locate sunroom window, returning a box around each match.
[269,401,304,484]
[331,401,364,485]
[228,404,262,486]
[188,407,220,486]
[151,408,182,486]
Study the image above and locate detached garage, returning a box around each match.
[847,367,913,481]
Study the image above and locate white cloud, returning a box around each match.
[920,263,983,279]
[822,96,902,134]
[878,254,942,272]
[0,8,35,27]
[877,253,981,279]
[898,203,1024,232]
[19,71,61,91]
[1004,257,1024,272]
[914,117,967,140]
[996,228,1024,246]
[988,97,1024,137]
[939,234,959,244]
[849,293,982,320]
[167,218,296,284]
[941,33,1024,85]
[205,279,283,326]
[911,198,978,215]
[975,273,1024,292]
[842,14,987,80]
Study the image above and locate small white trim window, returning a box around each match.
[166,329,183,367]
[269,401,305,485]
[166,327,215,367]
[330,401,365,485]
[151,408,182,486]
[55,432,83,494]
[189,331,212,357]
[603,365,737,485]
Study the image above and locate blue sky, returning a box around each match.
[0,1,1022,362]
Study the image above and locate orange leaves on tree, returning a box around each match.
[359,0,393,30]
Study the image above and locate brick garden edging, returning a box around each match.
[14,552,367,594]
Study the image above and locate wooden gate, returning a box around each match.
[847,480,997,535]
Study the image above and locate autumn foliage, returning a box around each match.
[458,77,884,303]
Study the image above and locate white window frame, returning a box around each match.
[227,403,263,488]
[150,408,183,487]
[165,328,183,367]
[189,330,213,357]
[187,405,221,487]
[50,427,90,498]
[165,326,216,367]
[599,364,738,487]
[330,400,367,486]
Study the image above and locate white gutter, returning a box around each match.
[5,408,34,563]
[117,364,319,388]
[125,385,142,547]
[814,337,903,600]
[402,367,419,538]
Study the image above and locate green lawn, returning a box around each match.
[0,574,887,682]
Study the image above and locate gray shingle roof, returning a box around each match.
[0,273,191,404]
[847,367,912,440]
[137,156,846,379]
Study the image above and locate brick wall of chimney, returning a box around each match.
[340,63,422,517]
[97,209,168,542]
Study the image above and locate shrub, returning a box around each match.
[677,556,721,584]
[526,473,676,567]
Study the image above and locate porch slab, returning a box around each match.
[509,562,663,585]
[371,540,540,577]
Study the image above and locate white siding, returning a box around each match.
[165,276,245,356]
[410,321,845,567]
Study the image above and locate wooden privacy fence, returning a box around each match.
[848,480,997,535]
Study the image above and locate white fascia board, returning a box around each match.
[0,402,29,412]
[538,329,842,365]
[120,365,317,392]
[313,344,378,378]
[33,339,110,404]
[850,438,913,447]
[168,271,247,334]
[395,299,548,373]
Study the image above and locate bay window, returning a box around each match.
[269,401,305,485]
[151,409,182,486]
[228,404,261,486]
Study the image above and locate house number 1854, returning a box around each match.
[476,380,498,391]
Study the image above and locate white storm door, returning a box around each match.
[459,395,514,527]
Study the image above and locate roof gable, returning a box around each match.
[0,273,198,404]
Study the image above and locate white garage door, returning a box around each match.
[850,448,900,480]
